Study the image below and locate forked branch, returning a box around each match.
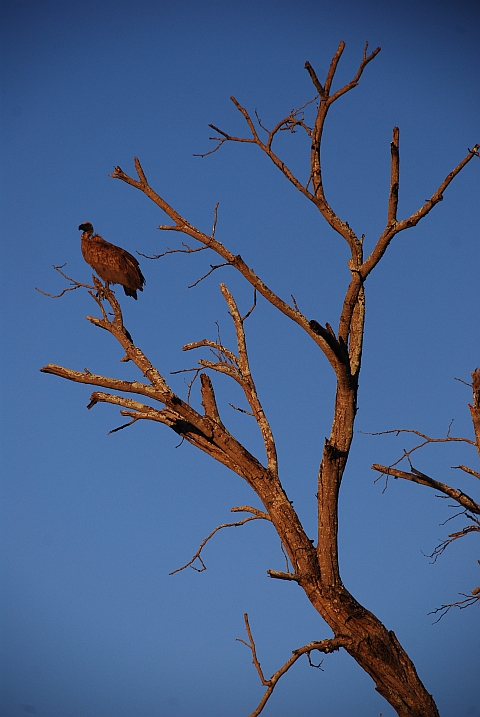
[184,284,278,472]
[110,160,345,375]
[424,519,480,562]
[40,280,275,483]
[237,613,346,717]
[361,143,480,279]
[35,265,95,298]
[366,426,476,468]
[169,507,271,575]
[428,589,480,623]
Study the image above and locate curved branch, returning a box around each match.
[183,338,239,367]
[230,506,270,520]
[169,512,269,575]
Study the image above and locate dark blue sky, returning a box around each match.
[1,1,479,716]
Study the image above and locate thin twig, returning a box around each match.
[36,265,95,298]
[423,520,480,563]
[169,514,267,575]
[188,262,231,288]
[108,417,140,434]
[429,592,480,623]
[454,377,472,388]
[185,368,202,404]
[138,241,208,260]
[364,427,476,471]
[236,614,270,686]
[211,202,219,239]
[230,403,255,416]
[241,288,257,321]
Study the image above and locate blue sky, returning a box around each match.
[1,1,479,716]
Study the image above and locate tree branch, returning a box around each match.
[110,160,344,374]
[371,464,480,515]
[361,144,480,279]
[35,265,95,298]
[307,41,380,256]
[453,465,480,480]
[469,368,480,454]
[428,590,480,623]
[220,284,278,474]
[388,127,400,224]
[424,520,480,563]
[169,511,270,575]
[364,427,476,470]
[267,570,301,582]
[237,613,346,717]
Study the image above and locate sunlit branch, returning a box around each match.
[362,144,480,279]
[469,368,480,454]
[183,284,278,473]
[371,464,480,515]
[453,465,480,480]
[110,160,344,374]
[220,284,278,473]
[307,41,380,256]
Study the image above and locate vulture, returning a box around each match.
[78,222,145,299]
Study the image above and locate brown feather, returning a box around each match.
[79,224,145,299]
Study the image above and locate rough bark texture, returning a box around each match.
[40,43,479,717]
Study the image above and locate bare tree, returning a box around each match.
[40,42,479,717]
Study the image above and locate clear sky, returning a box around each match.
[1,1,479,716]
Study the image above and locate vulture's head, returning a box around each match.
[78,222,94,233]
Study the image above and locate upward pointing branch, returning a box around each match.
[111,160,347,377]
[470,368,480,455]
[307,41,380,260]
[388,127,400,224]
[361,142,480,280]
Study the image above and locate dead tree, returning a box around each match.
[40,42,479,717]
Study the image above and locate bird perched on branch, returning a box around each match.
[78,222,145,299]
